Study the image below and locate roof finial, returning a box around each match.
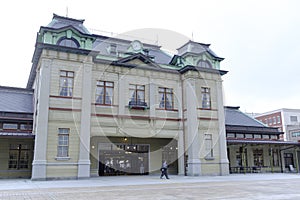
[66,6,69,17]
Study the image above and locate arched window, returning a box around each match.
[197,60,212,68]
[57,37,80,48]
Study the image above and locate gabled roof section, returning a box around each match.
[177,40,224,61]
[0,86,33,113]
[225,106,266,127]
[113,53,161,69]
[46,13,90,34]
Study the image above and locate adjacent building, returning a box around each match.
[255,109,300,141]
[0,86,34,178]
[225,106,300,173]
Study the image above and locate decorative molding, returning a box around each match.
[91,113,182,121]
[49,107,81,112]
[49,95,82,100]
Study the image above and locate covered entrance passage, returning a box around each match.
[98,143,149,176]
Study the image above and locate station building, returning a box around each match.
[23,14,229,180]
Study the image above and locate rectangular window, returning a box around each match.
[3,123,18,130]
[268,118,272,125]
[226,133,235,138]
[277,116,281,124]
[8,144,29,169]
[96,81,114,105]
[292,132,300,137]
[270,135,278,139]
[254,134,261,139]
[59,71,74,97]
[201,87,211,109]
[262,135,270,139]
[253,149,263,166]
[273,117,276,124]
[110,44,117,55]
[205,134,213,158]
[245,134,253,139]
[57,128,69,157]
[159,87,173,110]
[20,124,33,130]
[290,116,298,122]
[129,84,145,103]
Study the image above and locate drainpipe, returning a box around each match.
[294,148,299,173]
[270,146,274,173]
[180,74,187,176]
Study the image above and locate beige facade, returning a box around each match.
[28,14,229,180]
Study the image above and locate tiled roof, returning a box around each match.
[46,13,90,34]
[225,106,265,127]
[0,86,33,113]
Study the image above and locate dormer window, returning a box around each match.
[197,60,212,68]
[57,37,80,48]
[110,44,117,55]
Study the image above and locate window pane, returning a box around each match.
[129,89,136,101]
[20,124,32,130]
[68,72,74,77]
[137,91,145,102]
[158,88,165,92]
[60,71,67,76]
[137,85,145,90]
[96,87,104,104]
[129,84,136,90]
[166,93,173,109]
[3,123,18,129]
[106,82,113,87]
[105,88,113,104]
[159,93,165,108]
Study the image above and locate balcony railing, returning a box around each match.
[128,101,148,110]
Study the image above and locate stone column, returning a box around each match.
[216,79,229,175]
[185,78,201,176]
[31,58,51,180]
[78,63,92,178]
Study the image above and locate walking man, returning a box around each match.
[160,160,169,179]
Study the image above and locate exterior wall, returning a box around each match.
[32,35,228,180]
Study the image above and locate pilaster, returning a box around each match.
[216,79,229,175]
[31,58,51,180]
[78,63,92,178]
[185,78,201,176]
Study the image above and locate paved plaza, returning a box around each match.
[0,173,300,199]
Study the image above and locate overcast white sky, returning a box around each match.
[0,0,299,113]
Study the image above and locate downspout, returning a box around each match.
[180,74,187,176]
[270,145,274,173]
[294,148,299,173]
